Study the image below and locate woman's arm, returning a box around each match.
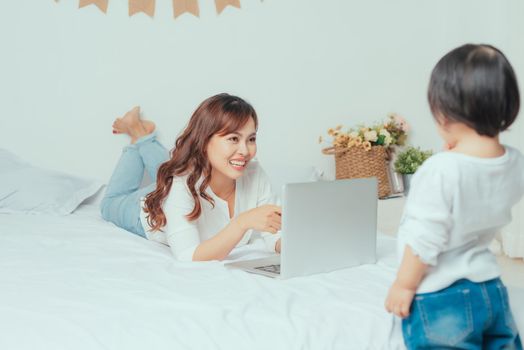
[253,164,282,253]
[191,220,246,261]
[192,204,281,261]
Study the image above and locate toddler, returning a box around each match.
[385,44,524,349]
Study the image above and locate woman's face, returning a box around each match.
[206,117,257,182]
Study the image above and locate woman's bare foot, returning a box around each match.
[141,120,156,135]
[112,106,140,136]
[112,106,155,144]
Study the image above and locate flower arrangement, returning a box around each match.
[320,113,409,151]
[394,146,433,174]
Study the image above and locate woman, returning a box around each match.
[100,93,282,261]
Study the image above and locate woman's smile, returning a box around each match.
[228,158,247,171]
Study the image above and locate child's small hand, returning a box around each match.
[385,280,416,318]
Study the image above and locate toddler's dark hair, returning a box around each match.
[428,44,520,137]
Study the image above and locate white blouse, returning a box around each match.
[397,145,524,293]
[140,161,280,261]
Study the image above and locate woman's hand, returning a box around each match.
[385,280,416,318]
[236,205,282,233]
[275,238,281,253]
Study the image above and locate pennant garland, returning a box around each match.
[58,0,249,18]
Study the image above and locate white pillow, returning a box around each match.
[0,149,104,215]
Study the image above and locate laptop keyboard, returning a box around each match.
[254,264,281,274]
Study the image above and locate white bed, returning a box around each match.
[0,205,524,350]
[0,202,405,349]
[1,203,524,349]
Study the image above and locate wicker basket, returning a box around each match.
[322,145,392,198]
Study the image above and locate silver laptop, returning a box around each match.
[225,177,377,279]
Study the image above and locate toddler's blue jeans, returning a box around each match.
[402,278,522,349]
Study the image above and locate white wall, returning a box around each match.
[0,0,523,182]
[500,0,524,256]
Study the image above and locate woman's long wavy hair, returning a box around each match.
[143,93,258,232]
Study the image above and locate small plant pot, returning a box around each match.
[402,174,414,195]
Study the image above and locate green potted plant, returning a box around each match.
[394,146,433,194]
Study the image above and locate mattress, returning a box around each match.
[0,205,522,350]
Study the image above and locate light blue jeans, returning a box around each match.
[100,132,169,238]
[402,278,522,349]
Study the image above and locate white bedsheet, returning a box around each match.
[0,205,522,350]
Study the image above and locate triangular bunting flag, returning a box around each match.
[79,0,108,13]
[129,0,155,17]
[215,0,240,15]
[173,0,200,18]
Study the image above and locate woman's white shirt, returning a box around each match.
[140,161,280,261]
[397,145,524,293]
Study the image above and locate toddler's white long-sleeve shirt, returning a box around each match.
[140,161,280,261]
[397,146,524,293]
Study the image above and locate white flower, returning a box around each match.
[349,131,359,139]
[379,129,391,137]
[364,130,378,142]
[384,135,392,146]
[391,113,409,132]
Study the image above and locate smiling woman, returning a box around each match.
[100,93,282,261]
